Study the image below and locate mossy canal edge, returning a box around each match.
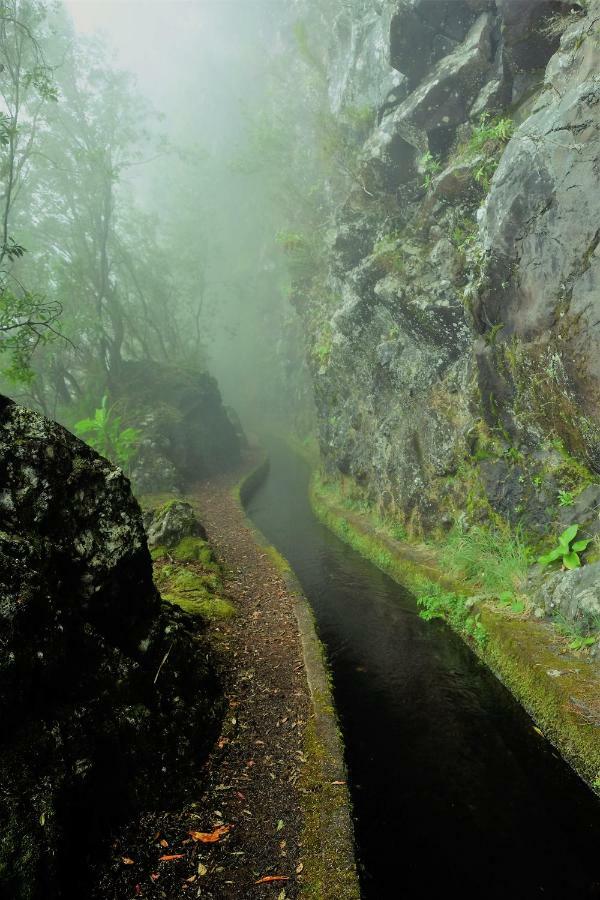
[309,469,600,797]
[232,455,361,900]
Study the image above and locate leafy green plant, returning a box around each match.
[454,114,515,192]
[484,322,505,346]
[417,584,486,644]
[292,19,327,80]
[538,524,591,570]
[74,396,141,471]
[419,150,442,190]
[466,115,515,155]
[504,446,522,463]
[312,323,333,366]
[342,104,376,137]
[451,218,477,252]
[568,635,597,651]
[558,489,575,507]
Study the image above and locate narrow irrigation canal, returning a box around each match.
[245,440,600,899]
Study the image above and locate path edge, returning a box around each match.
[232,453,361,900]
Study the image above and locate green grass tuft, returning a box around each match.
[438,525,530,596]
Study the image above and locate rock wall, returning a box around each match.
[0,395,222,898]
[292,0,600,548]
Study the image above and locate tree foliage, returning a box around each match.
[0,2,216,415]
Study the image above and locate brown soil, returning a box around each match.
[93,452,311,899]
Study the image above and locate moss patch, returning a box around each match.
[163,593,235,621]
[300,718,361,900]
[171,569,208,593]
[481,608,600,786]
[264,543,292,576]
[172,536,215,566]
[150,545,168,561]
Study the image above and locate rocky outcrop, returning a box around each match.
[476,21,600,465]
[536,561,600,626]
[144,499,207,548]
[112,361,241,494]
[0,396,222,898]
[289,0,600,621]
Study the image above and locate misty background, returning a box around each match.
[1,0,319,438]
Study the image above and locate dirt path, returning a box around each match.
[94,451,313,899]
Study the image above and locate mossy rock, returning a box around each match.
[163,593,235,621]
[172,536,216,567]
[145,499,206,549]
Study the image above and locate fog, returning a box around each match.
[0,0,318,439]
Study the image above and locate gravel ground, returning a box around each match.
[93,452,311,900]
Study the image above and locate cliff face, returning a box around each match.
[293,0,600,543]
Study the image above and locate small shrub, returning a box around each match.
[417,584,487,644]
[454,114,515,192]
[419,150,441,190]
[558,489,575,507]
[451,216,478,254]
[553,612,599,649]
[74,395,141,472]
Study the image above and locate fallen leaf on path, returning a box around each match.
[188,825,231,843]
[159,854,185,862]
[150,873,160,882]
[255,876,290,884]
[197,862,208,877]
[332,780,346,785]
[121,857,135,866]
[159,839,169,848]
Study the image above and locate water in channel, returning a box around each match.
[245,440,600,900]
